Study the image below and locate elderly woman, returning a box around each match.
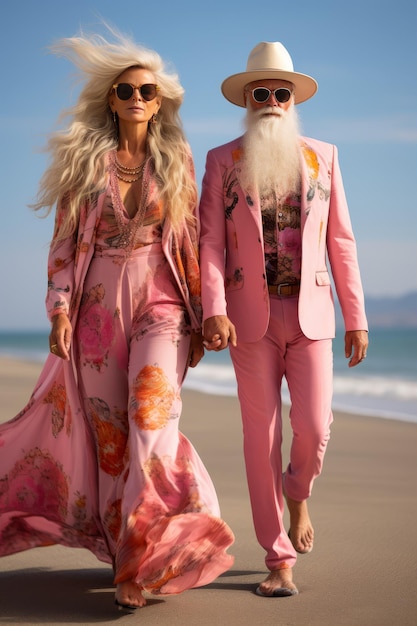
[0,28,233,610]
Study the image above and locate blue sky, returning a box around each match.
[1,0,416,329]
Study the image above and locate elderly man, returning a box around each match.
[199,41,368,597]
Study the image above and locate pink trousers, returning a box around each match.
[230,294,333,570]
[0,242,234,593]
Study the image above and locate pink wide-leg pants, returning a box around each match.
[74,243,232,590]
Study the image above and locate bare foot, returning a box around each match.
[285,496,314,554]
[115,579,146,609]
[256,568,298,597]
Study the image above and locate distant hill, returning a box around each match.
[336,291,417,328]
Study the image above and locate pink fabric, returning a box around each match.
[198,135,367,573]
[0,243,234,592]
[0,165,234,594]
[0,356,109,561]
[199,136,368,342]
[230,295,333,570]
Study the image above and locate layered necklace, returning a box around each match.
[114,152,146,183]
[109,149,152,256]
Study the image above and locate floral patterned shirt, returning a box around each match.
[261,190,301,286]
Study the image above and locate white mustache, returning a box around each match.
[255,106,284,118]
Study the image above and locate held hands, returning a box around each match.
[50,318,206,367]
[203,315,237,352]
[345,330,369,367]
[49,312,72,361]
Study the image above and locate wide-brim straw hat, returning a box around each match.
[221,41,318,107]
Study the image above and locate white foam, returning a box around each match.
[185,364,417,424]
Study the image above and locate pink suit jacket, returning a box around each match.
[199,135,368,343]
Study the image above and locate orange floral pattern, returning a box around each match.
[86,397,128,477]
[131,365,176,430]
[302,142,330,202]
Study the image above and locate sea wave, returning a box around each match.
[333,374,417,400]
[0,343,416,424]
[184,364,417,424]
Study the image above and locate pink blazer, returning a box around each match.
[199,136,368,343]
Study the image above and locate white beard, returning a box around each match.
[240,105,302,198]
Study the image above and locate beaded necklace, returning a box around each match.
[109,149,152,257]
[114,153,146,183]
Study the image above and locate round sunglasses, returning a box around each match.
[112,83,160,102]
[248,87,293,104]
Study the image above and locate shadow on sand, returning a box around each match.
[0,567,264,623]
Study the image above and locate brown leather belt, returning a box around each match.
[268,282,300,296]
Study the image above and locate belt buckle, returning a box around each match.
[277,283,291,296]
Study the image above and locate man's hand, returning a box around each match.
[203,315,237,351]
[345,330,369,368]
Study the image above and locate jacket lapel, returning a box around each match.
[231,143,263,230]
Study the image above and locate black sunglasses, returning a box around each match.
[112,83,160,101]
[248,87,293,104]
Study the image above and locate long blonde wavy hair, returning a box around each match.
[32,27,197,239]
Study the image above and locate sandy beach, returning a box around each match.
[0,356,416,625]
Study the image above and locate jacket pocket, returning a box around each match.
[315,270,331,286]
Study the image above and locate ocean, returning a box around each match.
[0,328,416,425]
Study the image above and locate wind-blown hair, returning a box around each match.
[32,28,197,238]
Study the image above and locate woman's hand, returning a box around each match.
[203,315,237,351]
[49,312,72,361]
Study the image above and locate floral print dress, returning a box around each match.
[0,154,234,595]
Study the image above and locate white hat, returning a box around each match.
[221,41,318,107]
